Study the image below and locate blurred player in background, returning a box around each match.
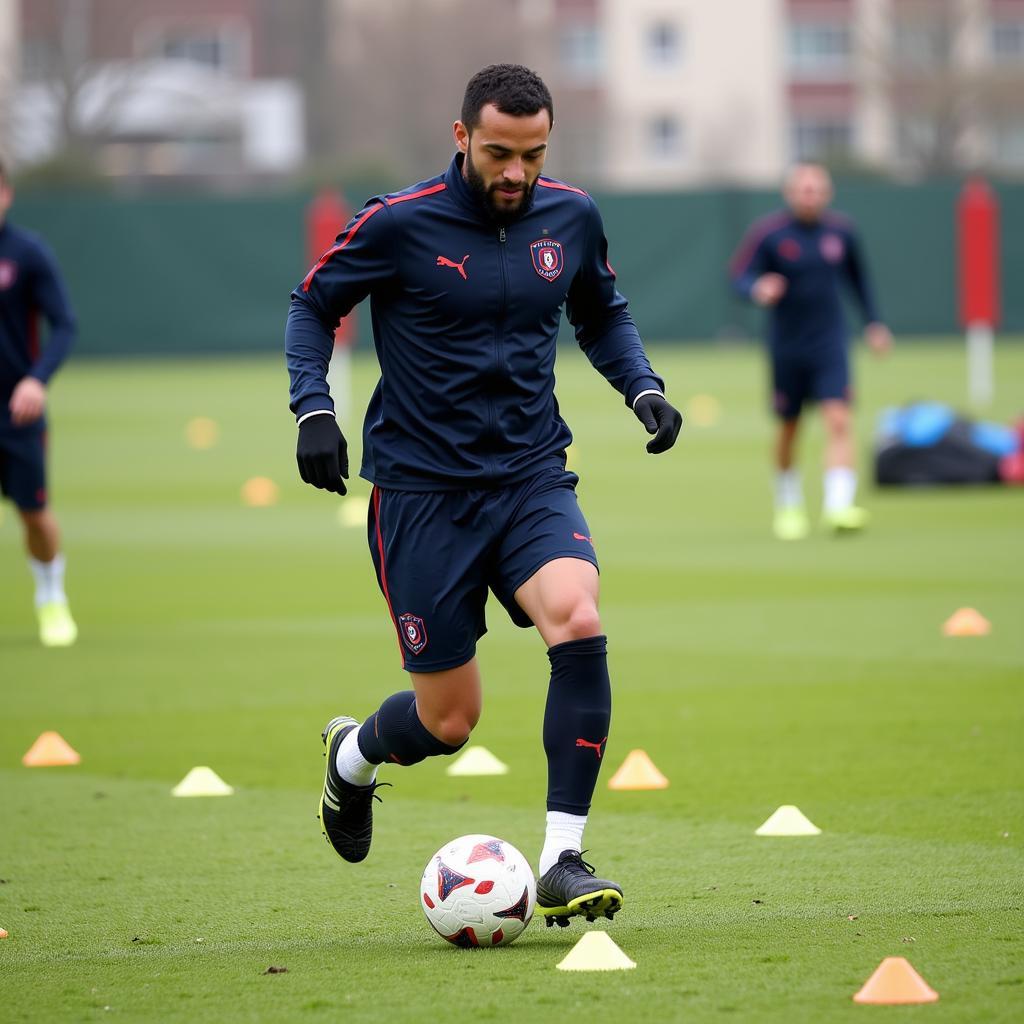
[0,159,78,645]
[730,163,892,539]
[286,65,681,928]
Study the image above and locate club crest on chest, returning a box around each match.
[530,238,564,281]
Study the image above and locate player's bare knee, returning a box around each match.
[561,600,602,641]
[430,712,476,748]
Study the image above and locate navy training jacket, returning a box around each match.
[286,153,665,491]
[729,211,881,357]
[0,220,77,416]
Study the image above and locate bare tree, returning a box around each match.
[859,0,1023,177]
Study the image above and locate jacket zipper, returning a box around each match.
[487,225,509,475]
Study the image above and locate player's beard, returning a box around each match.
[464,149,536,226]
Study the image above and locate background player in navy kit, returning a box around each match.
[286,65,681,927]
[731,163,892,539]
[0,160,78,646]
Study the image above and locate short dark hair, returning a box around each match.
[461,64,553,133]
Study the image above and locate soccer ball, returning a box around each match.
[420,834,536,947]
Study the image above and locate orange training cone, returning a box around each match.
[853,957,939,1004]
[0,927,8,938]
[22,731,81,767]
[942,607,991,637]
[608,749,669,790]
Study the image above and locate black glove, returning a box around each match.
[634,393,682,454]
[296,413,348,494]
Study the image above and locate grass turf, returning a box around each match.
[1,340,1022,1023]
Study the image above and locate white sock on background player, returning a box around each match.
[539,810,587,875]
[774,469,803,509]
[824,467,857,512]
[336,727,377,787]
[28,554,67,607]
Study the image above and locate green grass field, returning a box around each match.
[1,340,1022,1023]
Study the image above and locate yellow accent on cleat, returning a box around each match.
[823,505,869,534]
[37,600,77,647]
[539,888,624,921]
[773,505,810,540]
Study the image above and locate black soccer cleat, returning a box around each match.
[536,850,624,927]
[318,715,389,864]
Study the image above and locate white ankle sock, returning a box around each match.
[335,726,377,786]
[539,811,587,875]
[774,469,803,509]
[824,467,857,512]
[28,554,66,607]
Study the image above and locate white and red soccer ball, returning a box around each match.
[420,834,536,947]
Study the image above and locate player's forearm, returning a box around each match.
[731,271,758,302]
[286,297,336,418]
[28,319,76,385]
[578,309,665,406]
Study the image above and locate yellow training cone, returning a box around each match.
[853,957,939,1004]
[22,731,81,767]
[172,767,234,797]
[942,607,991,637]
[446,746,509,776]
[686,393,722,428]
[607,749,669,790]
[755,805,821,836]
[241,477,279,507]
[185,417,219,450]
[337,494,370,528]
[557,931,636,972]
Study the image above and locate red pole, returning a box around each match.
[957,178,1000,406]
[306,189,354,347]
[957,177,999,328]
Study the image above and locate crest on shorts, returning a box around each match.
[0,259,18,290]
[820,233,845,263]
[530,238,564,281]
[398,612,428,654]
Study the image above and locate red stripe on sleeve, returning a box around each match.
[538,178,589,197]
[386,182,447,206]
[729,212,788,277]
[301,202,383,292]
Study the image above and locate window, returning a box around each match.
[791,116,852,160]
[560,22,603,82]
[649,115,683,160]
[992,20,1024,62]
[647,20,683,68]
[139,21,250,76]
[788,22,852,74]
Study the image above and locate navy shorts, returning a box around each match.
[0,422,48,511]
[368,466,599,672]
[771,350,850,421]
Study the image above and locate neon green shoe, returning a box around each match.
[773,505,810,540]
[823,506,869,534]
[37,600,78,647]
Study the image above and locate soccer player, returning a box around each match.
[0,159,78,645]
[286,65,681,928]
[730,163,892,539]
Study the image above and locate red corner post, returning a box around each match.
[306,189,354,347]
[957,178,1000,406]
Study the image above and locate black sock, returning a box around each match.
[543,634,611,815]
[356,691,465,766]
